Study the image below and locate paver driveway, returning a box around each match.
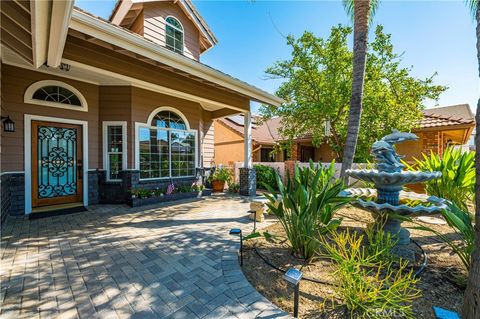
[0,195,289,319]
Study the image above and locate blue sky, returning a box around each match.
[75,0,479,114]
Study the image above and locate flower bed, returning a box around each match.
[128,184,212,207]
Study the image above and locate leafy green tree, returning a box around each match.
[261,25,446,161]
[463,1,480,318]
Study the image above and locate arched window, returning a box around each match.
[152,111,187,130]
[165,16,184,54]
[138,108,196,179]
[24,80,88,112]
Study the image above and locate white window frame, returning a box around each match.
[165,15,185,54]
[24,80,88,112]
[135,107,198,181]
[103,121,128,181]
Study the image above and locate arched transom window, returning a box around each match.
[33,86,81,106]
[152,111,187,130]
[24,80,88,112]
[138,108,196,179]
[165,16,184,54]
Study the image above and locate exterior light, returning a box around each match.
[284,268,302,318]
[432,306,460,319]
[229,228,243,266]
[248,210,257,233]
[1,116,15,132]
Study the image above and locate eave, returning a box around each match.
[69,8,283,107]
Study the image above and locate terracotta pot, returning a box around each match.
[211,180,225,192]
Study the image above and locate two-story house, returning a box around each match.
[0,0,282,221]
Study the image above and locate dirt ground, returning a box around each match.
[241,205,466,319]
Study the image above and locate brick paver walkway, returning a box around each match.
[0,195,289,319]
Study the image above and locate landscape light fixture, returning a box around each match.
[284,268,303,318]
[248,210,257,233]
[432,306,460,319]
[229,228,243,266]
[1,116,15,132]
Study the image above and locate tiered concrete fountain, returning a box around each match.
[341,130,448,245]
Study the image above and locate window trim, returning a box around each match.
[165,15,185,54]
[24,80,88,112]
[103,121,128,182]
[135,107,198,181]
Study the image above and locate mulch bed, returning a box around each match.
[241,205,466,319]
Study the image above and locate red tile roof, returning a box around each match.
[219,104,475,144]
[418,104,475,129]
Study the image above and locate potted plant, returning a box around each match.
[209,168,232,192]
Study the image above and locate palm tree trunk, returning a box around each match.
[340,0,371,180]
[462,4,480,319]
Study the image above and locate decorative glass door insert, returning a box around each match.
[32,121,83,207]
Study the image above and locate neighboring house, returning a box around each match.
[214,104,475,165]
[0,0,282,220]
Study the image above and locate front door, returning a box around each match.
[32,121,83,207]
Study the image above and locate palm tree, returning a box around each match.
[463,2,480,318]
[340,0,379,180]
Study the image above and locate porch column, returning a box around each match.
[244,111,252,168]
[240,110,256,196]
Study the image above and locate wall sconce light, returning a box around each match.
[284,268,303,318]
[229,228,243,266]
[1,116,15,132]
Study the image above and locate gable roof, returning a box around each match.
[219,104,475,144]
[109,0,217,51]
[418,104,475,129]
[70,7,283,107]
[219,115,283,145]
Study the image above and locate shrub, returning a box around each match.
[320,230,420,319]
[254,164,278,190]
[405,147,475,211]
[209,167,232,183]
[263,161,349,261]
[227,183,240,193]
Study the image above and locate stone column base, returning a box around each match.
[239,167,256,197]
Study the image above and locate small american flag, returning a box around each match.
[166,182,175,195]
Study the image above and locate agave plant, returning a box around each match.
[405,147,475,211]
[263,161,350,262]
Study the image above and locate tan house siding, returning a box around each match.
[99,86,133,168]
[63,35,251,112]
[1,64,100,172]
[201,116,215,167]
[143,2,200,60]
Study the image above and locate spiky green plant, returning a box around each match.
[405,146,475,211]
[263,161,350,261]
[320,230,420,319]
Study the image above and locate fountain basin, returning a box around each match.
[341,188,448,216]
[346,169,441,187]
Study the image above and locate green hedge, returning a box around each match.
[254,164,278,190]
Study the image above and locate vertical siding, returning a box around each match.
[142,2,200,61]
[0,64,100,172]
